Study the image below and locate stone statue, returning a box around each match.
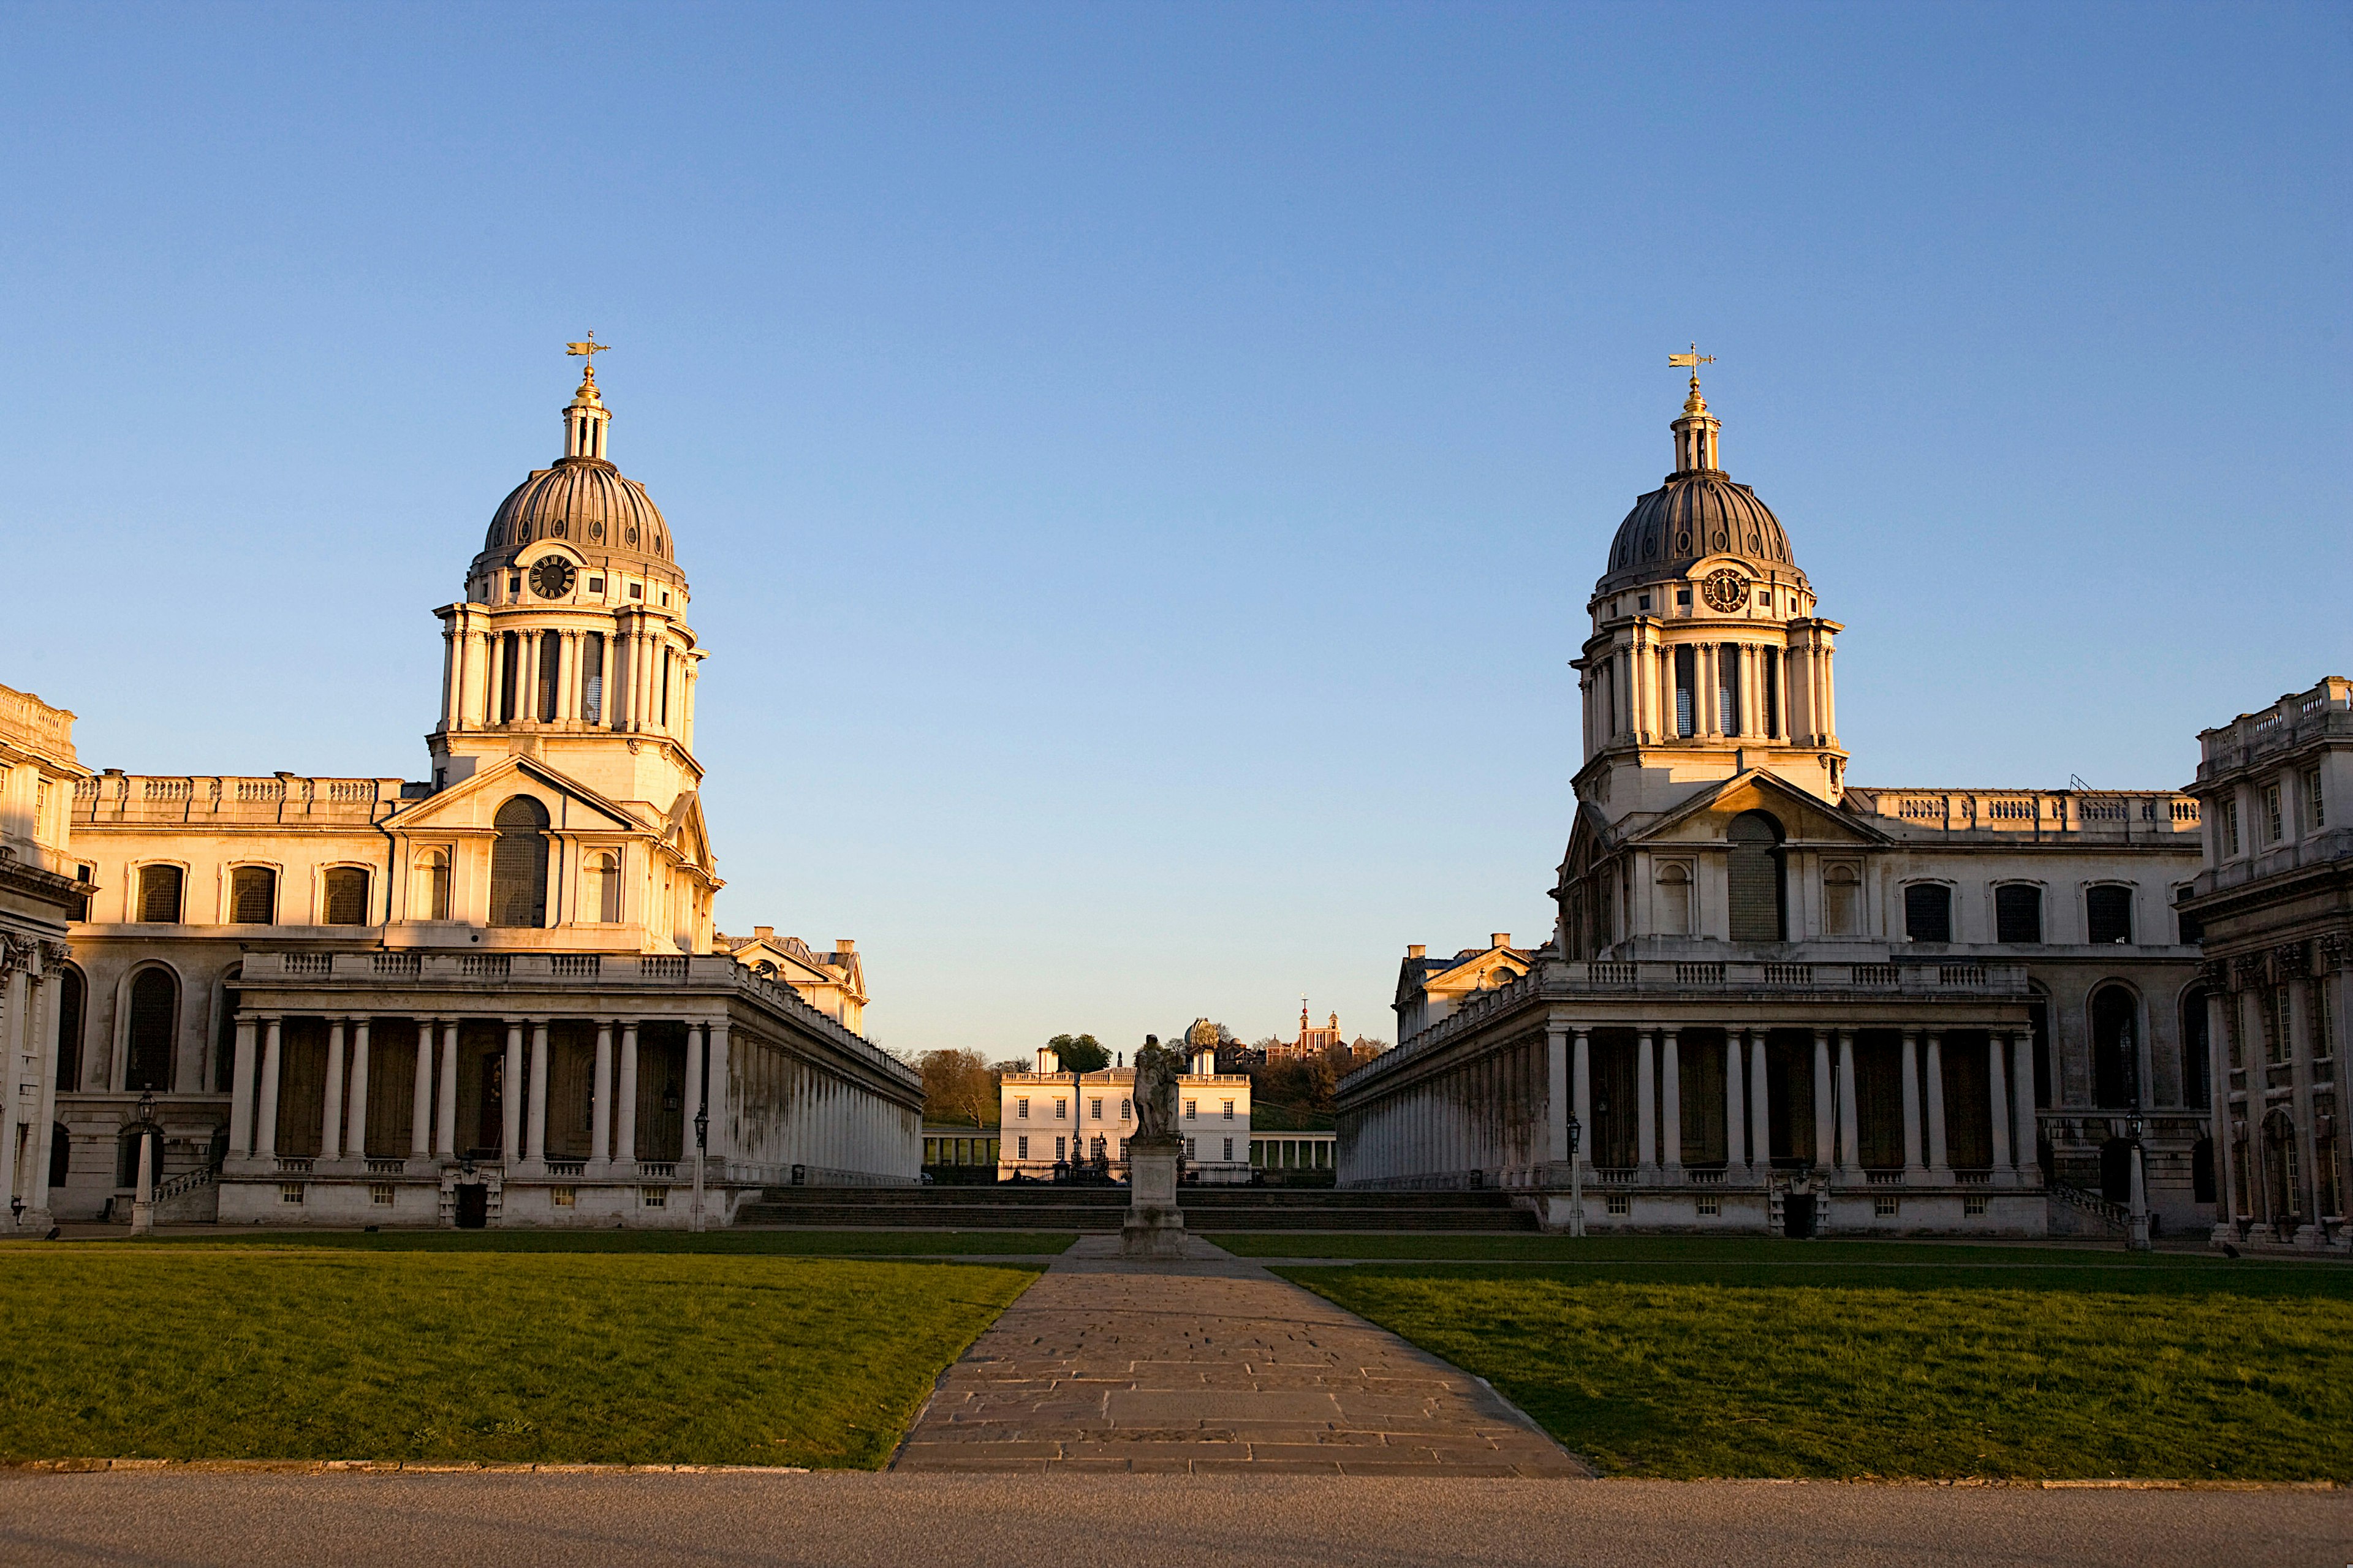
[1131,1034,1183,1143]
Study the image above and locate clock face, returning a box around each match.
[529,558,577,599]
[1700,569,1748,613]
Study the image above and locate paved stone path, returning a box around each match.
[892,1236,1586,1475]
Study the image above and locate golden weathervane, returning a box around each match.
[566,332,612,374]
[1668,343,1714,384]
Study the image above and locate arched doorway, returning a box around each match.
[2099,1135,2134,1203]
[1726,811,1785,942]
[53,966,85,1093]
[49,1124,70,1189]
[124,968,177,1092]
[2091,985,2138,1108]
[490,797,551,928]
[2181,987,2211,1108]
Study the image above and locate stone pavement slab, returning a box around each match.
[892,1235,1585,1475]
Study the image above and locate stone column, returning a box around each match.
[1697,646,1718,737]
[1635,1030,1656,1180]
[321,1018,346,1161]
[486,632,507,724]
[1900,1028,1925,1178]
[683,1016,705,1143]
[1724,1030,1749,1178]
[1835,1029,1859,1180]
[616,1021,640,1172]
[501,1021,524,1164]
[227,1015,258,1156]
[518,630,542,724]
[1545,1024,1569,1172]
[1571,1029,1591,1170]
[705,1020,731,1169]
[347,1018,371,1164]
[1811,1029,1834,1173]
[411,1021,435,1159]
[2011,1029,2039,1188]
[1924,1031,1950,1176]
[591,1021,614,1172]
[436,1020,460,1158]
[1987,1032,2013,1181]
[1660,1030,1683,1180]
[2206,991,2234,1223]
[255,1017,284,1158]
[1749,1031,1771,1176]
[526,1020,551,1167]
[556,632,578,723]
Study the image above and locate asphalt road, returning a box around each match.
[0,1471,2344,1567]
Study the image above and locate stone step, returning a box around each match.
[734,1184,1540,1232]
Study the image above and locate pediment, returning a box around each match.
[1632,770,1891,847]
[387,754,643,835]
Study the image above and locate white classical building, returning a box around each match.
[39,352,921,1227]
[998,1042,1252,1183]
[2179,676,2351,1252]
[1339,372,2207,1237]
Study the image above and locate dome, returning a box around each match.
[1598,473,1797,592]
[485,456,673,562]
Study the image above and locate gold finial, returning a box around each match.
[1668,343,1714,413]
[566,331,612,383]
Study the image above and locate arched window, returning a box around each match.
[1656,863,1692,936]
[54,966,85,1093]
[2087,884,2134,944]
[490,797,551,928]
[1904,883,1952,944]
[124,968,177,1092]
[48,1124,70,1189]
[414,849,451,920]
[1726,812,1784,942]
[138,863,184,923]
[213,977,241,1094]
[591,852,621,923]
[230,866,277,925]
[2091,985,2139,1108]
[1822,865,1860,936]
[322,867,370,926]
[2182,987,2212,1108]
[1994,884,2042,944]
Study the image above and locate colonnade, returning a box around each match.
[437,607,698,746]
[227,1011,732,1176]
[1543,1023,2037,1186]
[1251,1134,1334,1171]
[1580,622,1837,752]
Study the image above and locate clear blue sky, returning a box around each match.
[4,3,2346,1059]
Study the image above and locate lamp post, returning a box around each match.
[131,1089,157,1237]
[691,1106,709,1234]
[1566,1113,1585,1239]
[2126,1113,2151,1252]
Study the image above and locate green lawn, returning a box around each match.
[0,1247,1036,1467]
[1280,1252,2353,1481]
[163,1228,1075,1256]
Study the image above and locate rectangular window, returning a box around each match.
[2086,885,2134,945]
[1184,1099,1197,1119]
[368,1183,395,1206]
[2223,798,2241,857]
[1718,644,1741,735]
[1874,1194,1899,1218]
[1222,1138,1234,1161]
[1016,1097,1028,1119]
[279,1184,304,1204]
[1993,884,2042,945]
[2314,981,2333,1062]
[1903,884,1952,944]
[2271,987,2293,1064]
[551,1186,577,1207]
[1606,1193,1629,1216]
[642,1186,666,1207]
[2265,782,2284,843]
[1091,1097,1103,1121]
[1762,649,1780,738]
[1055,1136,1066,1159]
[230,866,277,925]
[629,582,643,599]
[322,867,370,926]
[507,573,521,597]
[2306,767,2325,830]
[1120,1099,1131,1120]
[1695,1195,1719,1217]
[1673,645,1696,737]
[1964,1194,1987,1217]
[138,863,184,923]
[1185,1138,1197,1159]
[1222,1100,1234,1120]
[1055,1098,1067,1120]
[587,577,605,594]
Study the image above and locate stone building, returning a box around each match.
[998,1041,1252,1183]
[716,928,867,1034]
[1337,373,2206,1237]
[2179,676,2351,1252]
[42,354,920,1227]
[1,684,96,1233]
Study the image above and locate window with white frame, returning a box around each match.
[1016,1097,1028,1119]
[1222,1100,1234,1120]
[2222,797,2241,857]
[1017,1135,1029,1159]
[2265,782,2284,843]
[1184,1099,1197,1119]
[2305,766,2326,831]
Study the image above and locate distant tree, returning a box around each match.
[917,1048,998,1127]
[1047,1032,1110,1072]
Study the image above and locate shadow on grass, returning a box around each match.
[124,1229,1076,1257]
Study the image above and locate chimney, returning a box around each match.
[1491,933,1511,949]
[1038,1045,1059,1075]
[1407,944,1427,958]
[835,938,855,952]
[753,925,774,941]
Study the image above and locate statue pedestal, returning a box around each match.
[1121,1136,1186,1259]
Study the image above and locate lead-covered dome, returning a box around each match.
[1594,377,1804,596]
[487,457,673,561]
